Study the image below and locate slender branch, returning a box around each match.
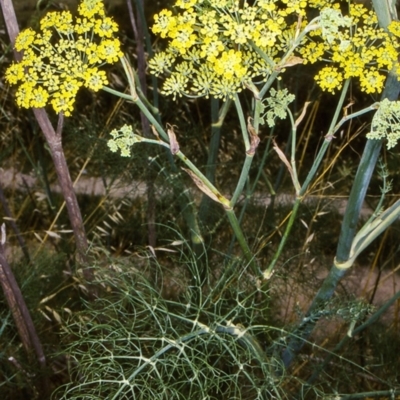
[263,80,351,278]
[300,78,351,195]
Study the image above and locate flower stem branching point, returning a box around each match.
[5,0,123,116]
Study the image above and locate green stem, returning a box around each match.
[231,98,262,206]
[112,58,255,270]
[300,78,351,194]
[231,154,253,206]
[263,80,351,277]
[279,69,400,370]
[277,0,400,371]
[335,140,382,262]
[225,208,258,274]
[198,99,231,228]
[102,86,166,140]
[371,0,397,29]
[234,94,250,150]
[256,16,320,99]
[102,86,132,101]
[263,199,301,279]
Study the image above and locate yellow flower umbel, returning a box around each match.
[300,4,400,94]
[5,0,123,116]
[149,0,318,100]
[150,0,400,100]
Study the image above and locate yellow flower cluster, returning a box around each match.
[149,0,337,100]
[5,0,123,116]
[300,4,400,94]
[150,0,400,99]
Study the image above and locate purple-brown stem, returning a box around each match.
[33,110,93,277]
[0,224,48,394]
[0,0,93,280]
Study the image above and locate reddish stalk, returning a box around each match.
[0,0,93,280]
[0,224,49,395]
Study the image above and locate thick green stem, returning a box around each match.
[225,208,258,274]
[371,0,397,29]
[336,140,382,262]
[275,0,400,370]
[279,71,400,371]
